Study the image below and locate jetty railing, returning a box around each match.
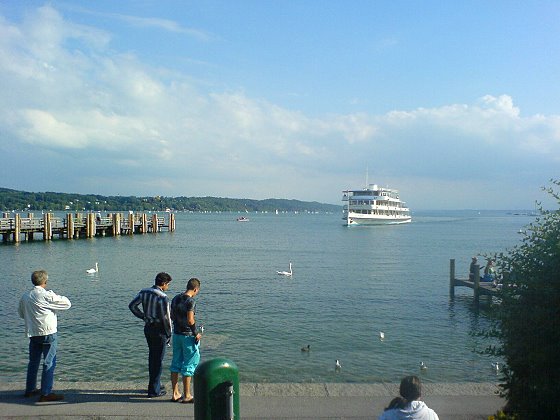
[449,258,498,306]
[1,212,175,243]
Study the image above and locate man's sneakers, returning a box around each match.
[23,389,40,398]
[38,393,64,402]
[148,390,167,398]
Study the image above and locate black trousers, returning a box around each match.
[144,324,167,396]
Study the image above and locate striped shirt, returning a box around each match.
[129,286,172,337]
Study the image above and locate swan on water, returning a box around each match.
[420,361,428,371]
[335,359,342,370]
[379,331,385,341]
[277,262,293,276]
[86,262,99,274]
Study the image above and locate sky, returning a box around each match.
[0,1,559,210]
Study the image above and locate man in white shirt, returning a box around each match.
[19,270,71,402]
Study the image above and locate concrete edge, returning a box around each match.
[0,381,501,398]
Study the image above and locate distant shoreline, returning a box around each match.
[0,187,340,213]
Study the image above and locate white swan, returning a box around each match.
[86,262,98,274]
[276,262,293,277]
[335,359,342,370]
[379,331,385,341]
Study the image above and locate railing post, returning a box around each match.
[152,213,159,233]
[449,258,455,299]
[112,213,119,236]
[67,213,74,239]
[142,213,147,233]
[14,213,21,243]
[43,213,52,241]
[169,213,175,232]
[474,264,480,307]
[128,212,134,235]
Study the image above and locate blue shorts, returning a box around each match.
[170,334,200,377]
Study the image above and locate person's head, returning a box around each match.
[186,277,201,295]
[472,256,477,262]
[31,270,48,287]
[155,272,172,290]
[399,375,422,402]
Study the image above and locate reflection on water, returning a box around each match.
[0,210,531,383]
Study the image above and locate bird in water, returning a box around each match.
[335,359,342,370]
[277,262,293,277]
[420,361,428,371]
[86,262,99,274]
[491,362,500,373]
[301,345,311,352]
[379,331,385,341]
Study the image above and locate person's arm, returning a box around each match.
[45,290,71,310]
[187,310,201,341]
[128,293,145,320]
[162,298,172,338]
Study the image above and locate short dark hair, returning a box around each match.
[155,272,172,286]
[399,375,422,401]
[31,270,48,286]
[186,277,200,291]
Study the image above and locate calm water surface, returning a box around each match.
[0,210,534,383]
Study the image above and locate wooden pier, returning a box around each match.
[449,258,498,306]
[1,212,176,243]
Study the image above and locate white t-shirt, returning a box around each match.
[379,401,439,420]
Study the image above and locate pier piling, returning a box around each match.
[1,212,175,244]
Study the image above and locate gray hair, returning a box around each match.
[31,270,48,286]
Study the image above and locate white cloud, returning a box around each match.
[0,5,558,209]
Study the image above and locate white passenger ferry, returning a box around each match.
[342,183,411,226]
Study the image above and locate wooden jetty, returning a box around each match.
[1,212,176,243]
[449,258,498,306]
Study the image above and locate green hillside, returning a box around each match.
[0,188,340,213]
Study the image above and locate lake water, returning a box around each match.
[0,210,534,384]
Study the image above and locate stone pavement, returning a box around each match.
[0,381,504,419]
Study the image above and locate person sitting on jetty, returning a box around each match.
[378,375,439,420]
[469,256,481,281]
[482,259,497,282]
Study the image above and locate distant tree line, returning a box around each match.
[0,188,340,213]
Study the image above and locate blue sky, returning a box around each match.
[1,1,559,209]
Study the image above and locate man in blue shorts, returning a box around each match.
[169,277,201,403]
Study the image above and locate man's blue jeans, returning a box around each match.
[26,333,58,396]
[144,324,167,397]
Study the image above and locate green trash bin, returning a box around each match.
[194,357,240,420]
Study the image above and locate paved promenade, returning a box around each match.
[0,381,503,419]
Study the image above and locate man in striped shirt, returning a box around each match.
[129,272,173,398]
